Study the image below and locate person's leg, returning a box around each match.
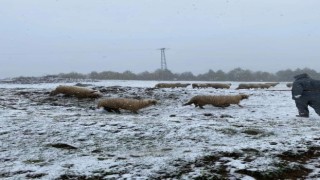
[295,99,309,117]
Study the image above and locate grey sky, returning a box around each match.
[1,0,320,78]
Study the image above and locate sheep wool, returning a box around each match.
[192,83,231,89]
[236,83,272,90]
[265,82,279,87]
[183,94,249,109]
[206,83,231,89]
[97,98,157,114]
[50,85,102,99]
[155,83,190,88]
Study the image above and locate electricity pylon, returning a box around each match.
[158,48,168,70]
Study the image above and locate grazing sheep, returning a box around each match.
[155,83,173,88]
[192,83,231,89]
[97,98,157,114]
[258,84,272,89]
[206,83,231,89]
[50,85,102,99]
[155,83,190,88]
[74,83,93,87]
[175,83,191,88]
[236,83,272,90]
[192,83,205,89]
[236,83,253,90]
[265,82,279,87]
[183,94,249,109]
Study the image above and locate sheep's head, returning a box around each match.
[97,100,106,109]
[97,103,102,109]
[49,91,56,96]
[90,91,103,98]
[148,99,157,105]
[240,94,249,100]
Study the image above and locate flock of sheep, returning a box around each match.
[154,82,280,89]
[49,82,286,114]
[50,85,158,114]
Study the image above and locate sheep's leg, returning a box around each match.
[220,104,230,107]
[103,107,113,112]
[199,105,204,109]
[63,94,72,98]
[114,108,121,114]
[238,104,243,108]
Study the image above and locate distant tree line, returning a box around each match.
[56,67,320,82]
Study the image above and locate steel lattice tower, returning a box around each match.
[159,48,168,70]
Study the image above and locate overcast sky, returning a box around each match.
[1,0,320,78]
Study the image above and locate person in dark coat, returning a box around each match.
[292,73,320,117]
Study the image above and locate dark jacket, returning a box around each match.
[292,73,320,99]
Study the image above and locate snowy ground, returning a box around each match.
[1,81,320,179]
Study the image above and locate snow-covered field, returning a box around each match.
[1,80,320,179]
